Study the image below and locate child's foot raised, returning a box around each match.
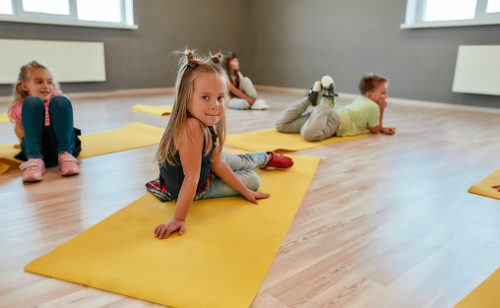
[320,75,337,107]
[20,158,45,182]
[262,152,293,169]
[58,152,80,176]
[308,80,321,106]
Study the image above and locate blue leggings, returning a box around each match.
[20,96,81,167]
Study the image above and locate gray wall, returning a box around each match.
[247,0,500,108]
[1,0,499,108]
[0,0,250,95]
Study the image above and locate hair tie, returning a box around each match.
[185,50,198,69]
[210,53,223,64]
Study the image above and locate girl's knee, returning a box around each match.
[23,96,44,107]
[243,171,261,191]
[241,77,252,86]
[49,96,71,109]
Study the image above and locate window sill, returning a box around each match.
[0,16,138,30]
[401,19,500,29]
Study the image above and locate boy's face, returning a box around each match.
[22,68,55,101]
[189,72,226,127]
[365,83,388,105]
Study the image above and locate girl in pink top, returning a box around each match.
[8,60,81,182]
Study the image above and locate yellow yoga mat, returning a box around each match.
[454,267,500,308]
[25,154,320,308]
[78,122,163,157]
[468,168,500,200]
[132,104,173,116]
[0,162,9,173]
[226,128,372,152]
[0,122,164,173]
[0,112,9,123]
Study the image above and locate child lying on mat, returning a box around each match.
[147,50,293,239]
[222,52,269,110]
[8,60,81,182]
[276,74,396,141]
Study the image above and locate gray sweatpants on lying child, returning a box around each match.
[275,96,339,142]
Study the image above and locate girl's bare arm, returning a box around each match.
[154,119,204,239]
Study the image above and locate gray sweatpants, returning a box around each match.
[227,77,258,110]
[275,96,339,142]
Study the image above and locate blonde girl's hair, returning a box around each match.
[358,73,387,95]
[8,60,61,121]
[156,50,227,165]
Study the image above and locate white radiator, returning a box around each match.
[0,39,106,84]
[452,45,500,96]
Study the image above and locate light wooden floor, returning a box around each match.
[1,88,499,308]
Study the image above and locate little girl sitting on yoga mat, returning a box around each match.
[147,50,293,239]
[8,60,81,182]
[222,52,269,110]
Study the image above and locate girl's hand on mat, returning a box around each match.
[243,189,270,204]
[154,218,186,239]
[492,185,500,192]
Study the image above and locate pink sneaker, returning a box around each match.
[58,152,80,176]
[20,158,45,182]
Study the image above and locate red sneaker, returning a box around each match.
[263,152,293,169]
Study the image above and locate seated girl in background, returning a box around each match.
[276,74,396,142]
[222,52,269,110]
[147,50,293,239]
[8,60,81,182]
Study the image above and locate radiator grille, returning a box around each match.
[453,45,500,96]
[0,39,105,84]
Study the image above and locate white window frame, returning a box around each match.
[402,0,500,29]
[0,0,137,29]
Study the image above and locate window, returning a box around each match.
[0,0,12,15]
[22,0,70,15]
[0,0,136,29]
[403,0,500,28]
[487,0,500,12]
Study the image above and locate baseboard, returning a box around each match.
[256,85,500,115]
